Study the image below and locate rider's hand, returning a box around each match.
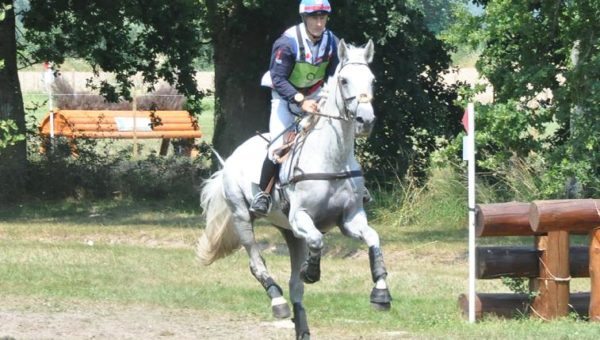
[301,99,319,114]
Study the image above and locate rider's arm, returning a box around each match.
[270,36,301,103]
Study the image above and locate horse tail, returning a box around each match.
[196,169,240,265]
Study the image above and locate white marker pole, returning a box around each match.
[43,62,55,139]
[467,102,476,323]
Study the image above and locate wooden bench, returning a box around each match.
[39,110,202,156]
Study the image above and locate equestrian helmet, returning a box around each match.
[299,0,332,15]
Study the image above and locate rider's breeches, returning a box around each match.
[267,89,321,163]
[268,91,296,163]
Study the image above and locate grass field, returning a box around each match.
[1,199,599,339]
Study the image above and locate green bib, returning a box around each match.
[288,61,329,89]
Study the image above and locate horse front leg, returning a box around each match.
[341,210,392,311]
[279,228,310,340]
[235,218,291,319]
[290,209,323,284]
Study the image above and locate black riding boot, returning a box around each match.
[250,156,280,215]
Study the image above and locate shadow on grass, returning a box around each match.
[0,198,202,228]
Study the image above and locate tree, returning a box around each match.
[209,0,461,178]
[206,1,297,158]
[0,0,208,201]
[0,1,26,199]
[453,0,600,197]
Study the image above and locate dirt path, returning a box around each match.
[0,297,296,340]
[0,297,410,339]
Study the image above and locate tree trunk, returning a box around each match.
[0,0,26,201]
[207,1,296,159]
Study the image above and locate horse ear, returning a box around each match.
[338,39,348,62]
[364,39,375,63]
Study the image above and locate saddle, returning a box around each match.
[272,113,320,164]
[272,130,297,164]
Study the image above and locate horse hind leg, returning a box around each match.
[237,219,291,319]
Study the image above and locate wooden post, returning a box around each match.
[591,227,600,321]
[531,230,570,319]
[160,139,171,156]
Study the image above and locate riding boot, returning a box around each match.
[250,156,280,215]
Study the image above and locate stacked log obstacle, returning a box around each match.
[459,199,600,321]
[39,110,202,156]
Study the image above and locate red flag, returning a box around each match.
[461,109,469,133]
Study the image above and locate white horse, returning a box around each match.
[197,39,391,339]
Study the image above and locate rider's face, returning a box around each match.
[304,13,328,40]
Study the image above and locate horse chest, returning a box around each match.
[294,182,358,228]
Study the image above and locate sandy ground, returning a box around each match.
[0,296,410,340]
[0,297,299,340]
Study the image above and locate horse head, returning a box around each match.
[336,39,376,137]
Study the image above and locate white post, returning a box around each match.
[467,102,476,323]
[43,62,55,139]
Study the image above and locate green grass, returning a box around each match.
[1,199,599,338]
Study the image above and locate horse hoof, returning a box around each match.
[370,287,392,311]
[297,332,310,340]
[272,302,291,319]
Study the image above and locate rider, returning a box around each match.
[250,0,340,215]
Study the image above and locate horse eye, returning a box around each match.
[340,78,348,86]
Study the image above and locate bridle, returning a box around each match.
[325,61,373,121]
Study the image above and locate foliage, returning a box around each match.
[406,0,469,34]
[25,137,210,202]
[0,118,25,152]
[22,0,208,108]
[443,0,600,198]
[330,1,462,180]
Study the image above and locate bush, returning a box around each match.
[24,132,211,203]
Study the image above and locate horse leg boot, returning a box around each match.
[250,156,279,216]
[299,248,321,284]
[369,246,392,310]
[340,214,392,311]
[293,302,310,340]
[252,266,291,319]
[291,210,323,284]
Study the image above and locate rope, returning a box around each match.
[538,257,571,282]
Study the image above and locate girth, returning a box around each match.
[288,170,363,185]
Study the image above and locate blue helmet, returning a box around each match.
[299,0,332,15]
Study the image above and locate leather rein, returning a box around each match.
[282,61,371,185]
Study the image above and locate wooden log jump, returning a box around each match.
[530,199,600,321]
[461,199,600,321]
[39,110,202,156]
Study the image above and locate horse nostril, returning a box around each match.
[356,117,364,124]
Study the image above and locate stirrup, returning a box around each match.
[250,191,272,216]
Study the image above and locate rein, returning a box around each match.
[280,61,371,187]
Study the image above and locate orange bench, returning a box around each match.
[39,110,202,155]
